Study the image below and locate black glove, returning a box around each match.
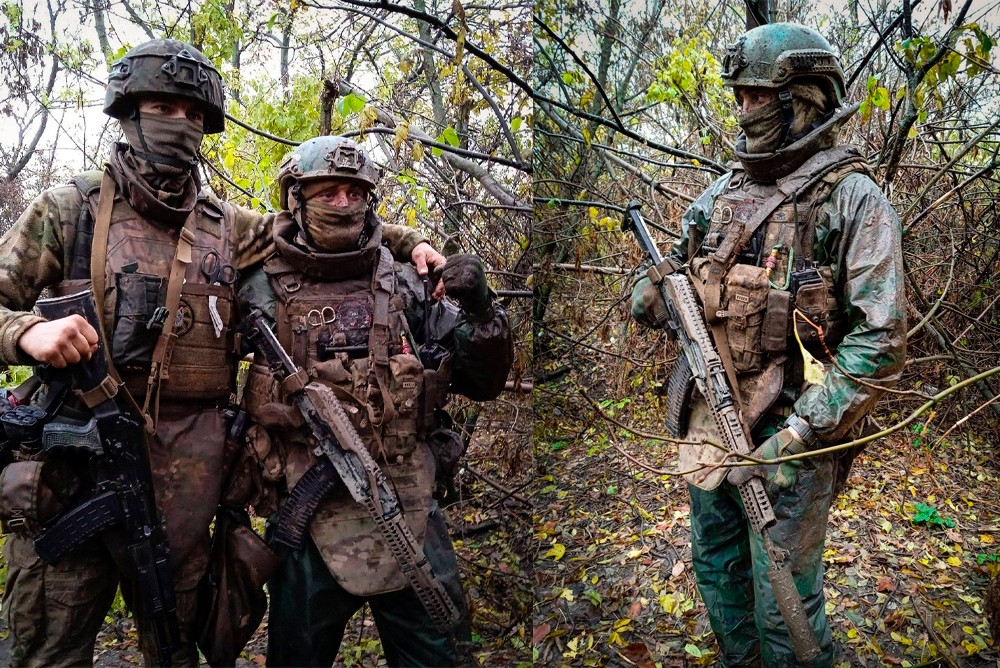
[437,254,492,321]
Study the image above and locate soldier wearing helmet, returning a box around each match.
[0,40,444,666]
[631,23,906,665]
[237,134,513,667]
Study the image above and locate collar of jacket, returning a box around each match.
[733,102,861,183]
[272,210,384,280]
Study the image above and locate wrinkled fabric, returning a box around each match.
[119,113,202,190]
[266,506,470,668]
[739,100,786,154]
[630,143,903,666]
[300,199,367,252]
[0,160,433,666]
[635,152,905,442]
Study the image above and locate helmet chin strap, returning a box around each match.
[127,106,199,171]
[291,183,318,247]
[777,88,795,149]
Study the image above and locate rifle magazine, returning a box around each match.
[34,490,124,564]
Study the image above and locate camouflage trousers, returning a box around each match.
[688,449,837,667]
[2,532,210,667]
[266,504,471,667]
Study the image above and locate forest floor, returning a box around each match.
[533,373,1000,667]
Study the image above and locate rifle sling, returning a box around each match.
[90,169,197,433]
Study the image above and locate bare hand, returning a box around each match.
[18,316,99,368]
[411,242,446,277]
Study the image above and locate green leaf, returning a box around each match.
[336,93,366,116]
[684,644,703,657]
[431,146,443,157]
[511,117,522,132]
[441,127,460,146]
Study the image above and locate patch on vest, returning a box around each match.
[174,300,195,337]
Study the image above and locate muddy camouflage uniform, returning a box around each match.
[239,136,513,667]
[0,40,426,668]
[632,24,906,667]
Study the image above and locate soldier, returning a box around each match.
[238,134,513,667]
[0,39,443,666]
[631,23,906,666]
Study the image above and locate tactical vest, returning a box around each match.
[244,244,438,596]
[690,146,870,427]
[54,171,238,404]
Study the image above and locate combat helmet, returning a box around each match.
[722,23,858,182]
[721,23,846,103]
[104,39,225,133]
[277,135,380,209]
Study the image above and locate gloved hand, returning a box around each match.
[726,427,809,491]
[437,254,492,321]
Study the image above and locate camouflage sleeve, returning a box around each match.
[381,224,429,261]
[670,173,732,259]
[631,174,730,329]
[227,204,277,271]
[0,187,76,364]
[397,265,513,401]
[227,201,429,270]
[793,173,907,441]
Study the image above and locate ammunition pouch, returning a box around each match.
[112,271,166,369]
[791,266,844,345]
[720,264,770,373]
[0,461,65,534]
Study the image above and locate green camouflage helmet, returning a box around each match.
[104,39,225,134]
[721,23,846,103]
[277,135,379,208]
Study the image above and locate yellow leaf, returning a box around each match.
[591,575,599,584]
[847,628,858,639]
[614,618,632,630]
[981,535,994,544]
[660,593,676,614]
[794,319,826,385]
[626,547,644,559]
[588,207,598,221]
[582,128,591,147]
[393,121,409,148]
[412,141,425,162]
[567,636,579,651]
[946,556,961,567]
[544,543,566,560]
[559,588,575,602]
[405,208,416,227]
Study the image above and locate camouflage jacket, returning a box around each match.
[0,173,428,365]
[632,149,906,443]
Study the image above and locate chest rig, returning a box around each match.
[257,246,425,464]
[55,170,238,423]
[690,147,869,424]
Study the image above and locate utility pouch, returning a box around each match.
[112,271,166,369]
[791,267,838,344]
[380,353,424,460]
[720,264,770,373]
[0,461,63,534]
[428,416,465,505]
[763,289,791,353]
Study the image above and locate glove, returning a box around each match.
[438,254,492,321]
[726,427,809,491]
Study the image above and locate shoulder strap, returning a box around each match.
[68,173,102,281]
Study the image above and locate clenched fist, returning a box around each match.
[18,315,99,368]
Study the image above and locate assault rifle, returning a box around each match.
[241,310,461,632]
[623,202,821,662]
[31,290,180,666]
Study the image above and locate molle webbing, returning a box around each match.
[69,174,102,281]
